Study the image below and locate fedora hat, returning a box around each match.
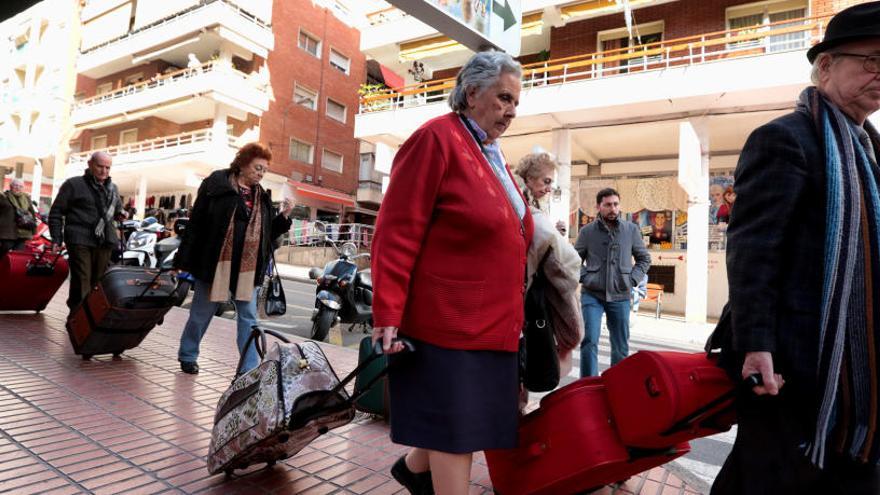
[807,1,880,63]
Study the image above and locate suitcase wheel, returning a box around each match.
[224,469,233,478]
[266,459,276,467]
[82,354,93,361]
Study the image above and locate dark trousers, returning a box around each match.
[712,391,880,495]
[0,239,25,258]
[66,244,112,311]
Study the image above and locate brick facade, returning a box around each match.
[259,0,366,196]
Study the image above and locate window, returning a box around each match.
[726,1,808,52]
[119,129,138,145]
[294,84,317,110]
[598,21,664,74]
[329,49,350,74]
[91,134,107,149]
[298,30,321,58]
[322,149,343,173]
[290,138,313,163]
[326,98,346,123]
[95,82,113,95]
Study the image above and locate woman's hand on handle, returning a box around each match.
[372,326,405,354]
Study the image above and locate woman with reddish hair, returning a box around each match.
[174,142,293,375]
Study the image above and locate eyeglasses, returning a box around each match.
[831,53,880,74]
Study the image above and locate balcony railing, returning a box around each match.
[68,129,237,166]
[80,0,270,55]
[359,14,829,113]
[366,7,408,26]
[74,61,267,110]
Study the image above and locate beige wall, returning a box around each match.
[132,0,198,30]
[80,1,131,50]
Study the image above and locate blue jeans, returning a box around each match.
[580,292,631,377]
[177,278,260,374]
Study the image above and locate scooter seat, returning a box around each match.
[354,270,371,290]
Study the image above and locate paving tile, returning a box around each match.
[0,290,707,495]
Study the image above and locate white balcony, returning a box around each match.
[356,180,384,205]
[356,16,825,146]
[78,0,273,79]
[72,62,270,128]
[67,129,238,192]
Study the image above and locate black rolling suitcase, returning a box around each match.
[66,266,183,359]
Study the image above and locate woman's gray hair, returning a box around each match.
[10,178,24,188]
[448,51,522,112]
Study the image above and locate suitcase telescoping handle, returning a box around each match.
[660,373,762,437]
[133,267,180,302]
[329,338,415,403]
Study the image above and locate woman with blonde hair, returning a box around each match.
[515,152,583,386]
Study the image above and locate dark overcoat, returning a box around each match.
[174,169,291,288]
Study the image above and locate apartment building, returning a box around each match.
[0,0,80,212]
[66,0,365,225]
[260,0,367,225]
[354,0,875,322]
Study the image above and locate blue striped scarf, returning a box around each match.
[798,87,880,467]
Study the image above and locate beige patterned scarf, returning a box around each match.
[210,184,263,302]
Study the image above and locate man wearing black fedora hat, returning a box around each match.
[714,2,880,494]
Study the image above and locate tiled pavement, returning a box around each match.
[0,286,703,494]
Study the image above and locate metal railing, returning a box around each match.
[74,61,267,109]
[366,7,408,26]
[285,222,374,248]
[81,0,270,55]
[359,14,828,113]
[68,129,237,165]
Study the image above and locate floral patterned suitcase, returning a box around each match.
[207,328,408,475]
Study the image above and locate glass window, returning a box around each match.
[322,149,343,173]
[329,49,350,74]
[326,98,346,123]
[290,138,313,163]
[91,134,107,149]
[294,84,317,110]
[119,129,138,145]
[298,30,321,57]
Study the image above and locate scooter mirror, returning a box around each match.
[308,267,322,280]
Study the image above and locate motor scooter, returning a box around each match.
[308,228,372,342]
[121,217,164,267]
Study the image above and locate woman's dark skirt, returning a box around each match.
[388,337,519,454]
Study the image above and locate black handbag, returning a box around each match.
[5,193,36,230]
[263,253,286,317]
[519,260,561,392]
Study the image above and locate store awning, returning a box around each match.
[288,180,355,207]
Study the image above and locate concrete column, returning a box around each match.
[30,159,42,203]
[551,128,572,233]
[678,120,710,324]
[135,175,147,221]
[212,104,229,146]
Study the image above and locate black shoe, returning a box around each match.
[390,455,434,495]
[180,361,199,374]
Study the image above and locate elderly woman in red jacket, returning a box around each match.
[371,51,533,495]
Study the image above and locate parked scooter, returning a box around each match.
[121,217,165,267]
[308,232,372,342]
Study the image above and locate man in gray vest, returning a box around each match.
[574,187,651,377]
[49,151,125,313]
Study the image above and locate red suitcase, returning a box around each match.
[602,351,737,449]
[0,249,68,312]
[485,378,690,495]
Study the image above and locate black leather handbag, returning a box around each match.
[263,253,287,317]
[519,261,561,392]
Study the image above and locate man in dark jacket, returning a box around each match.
[713,3,880,493]
[574,187,651,377]
[49,151,124,312]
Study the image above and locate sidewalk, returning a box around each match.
[0,286,704,494]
